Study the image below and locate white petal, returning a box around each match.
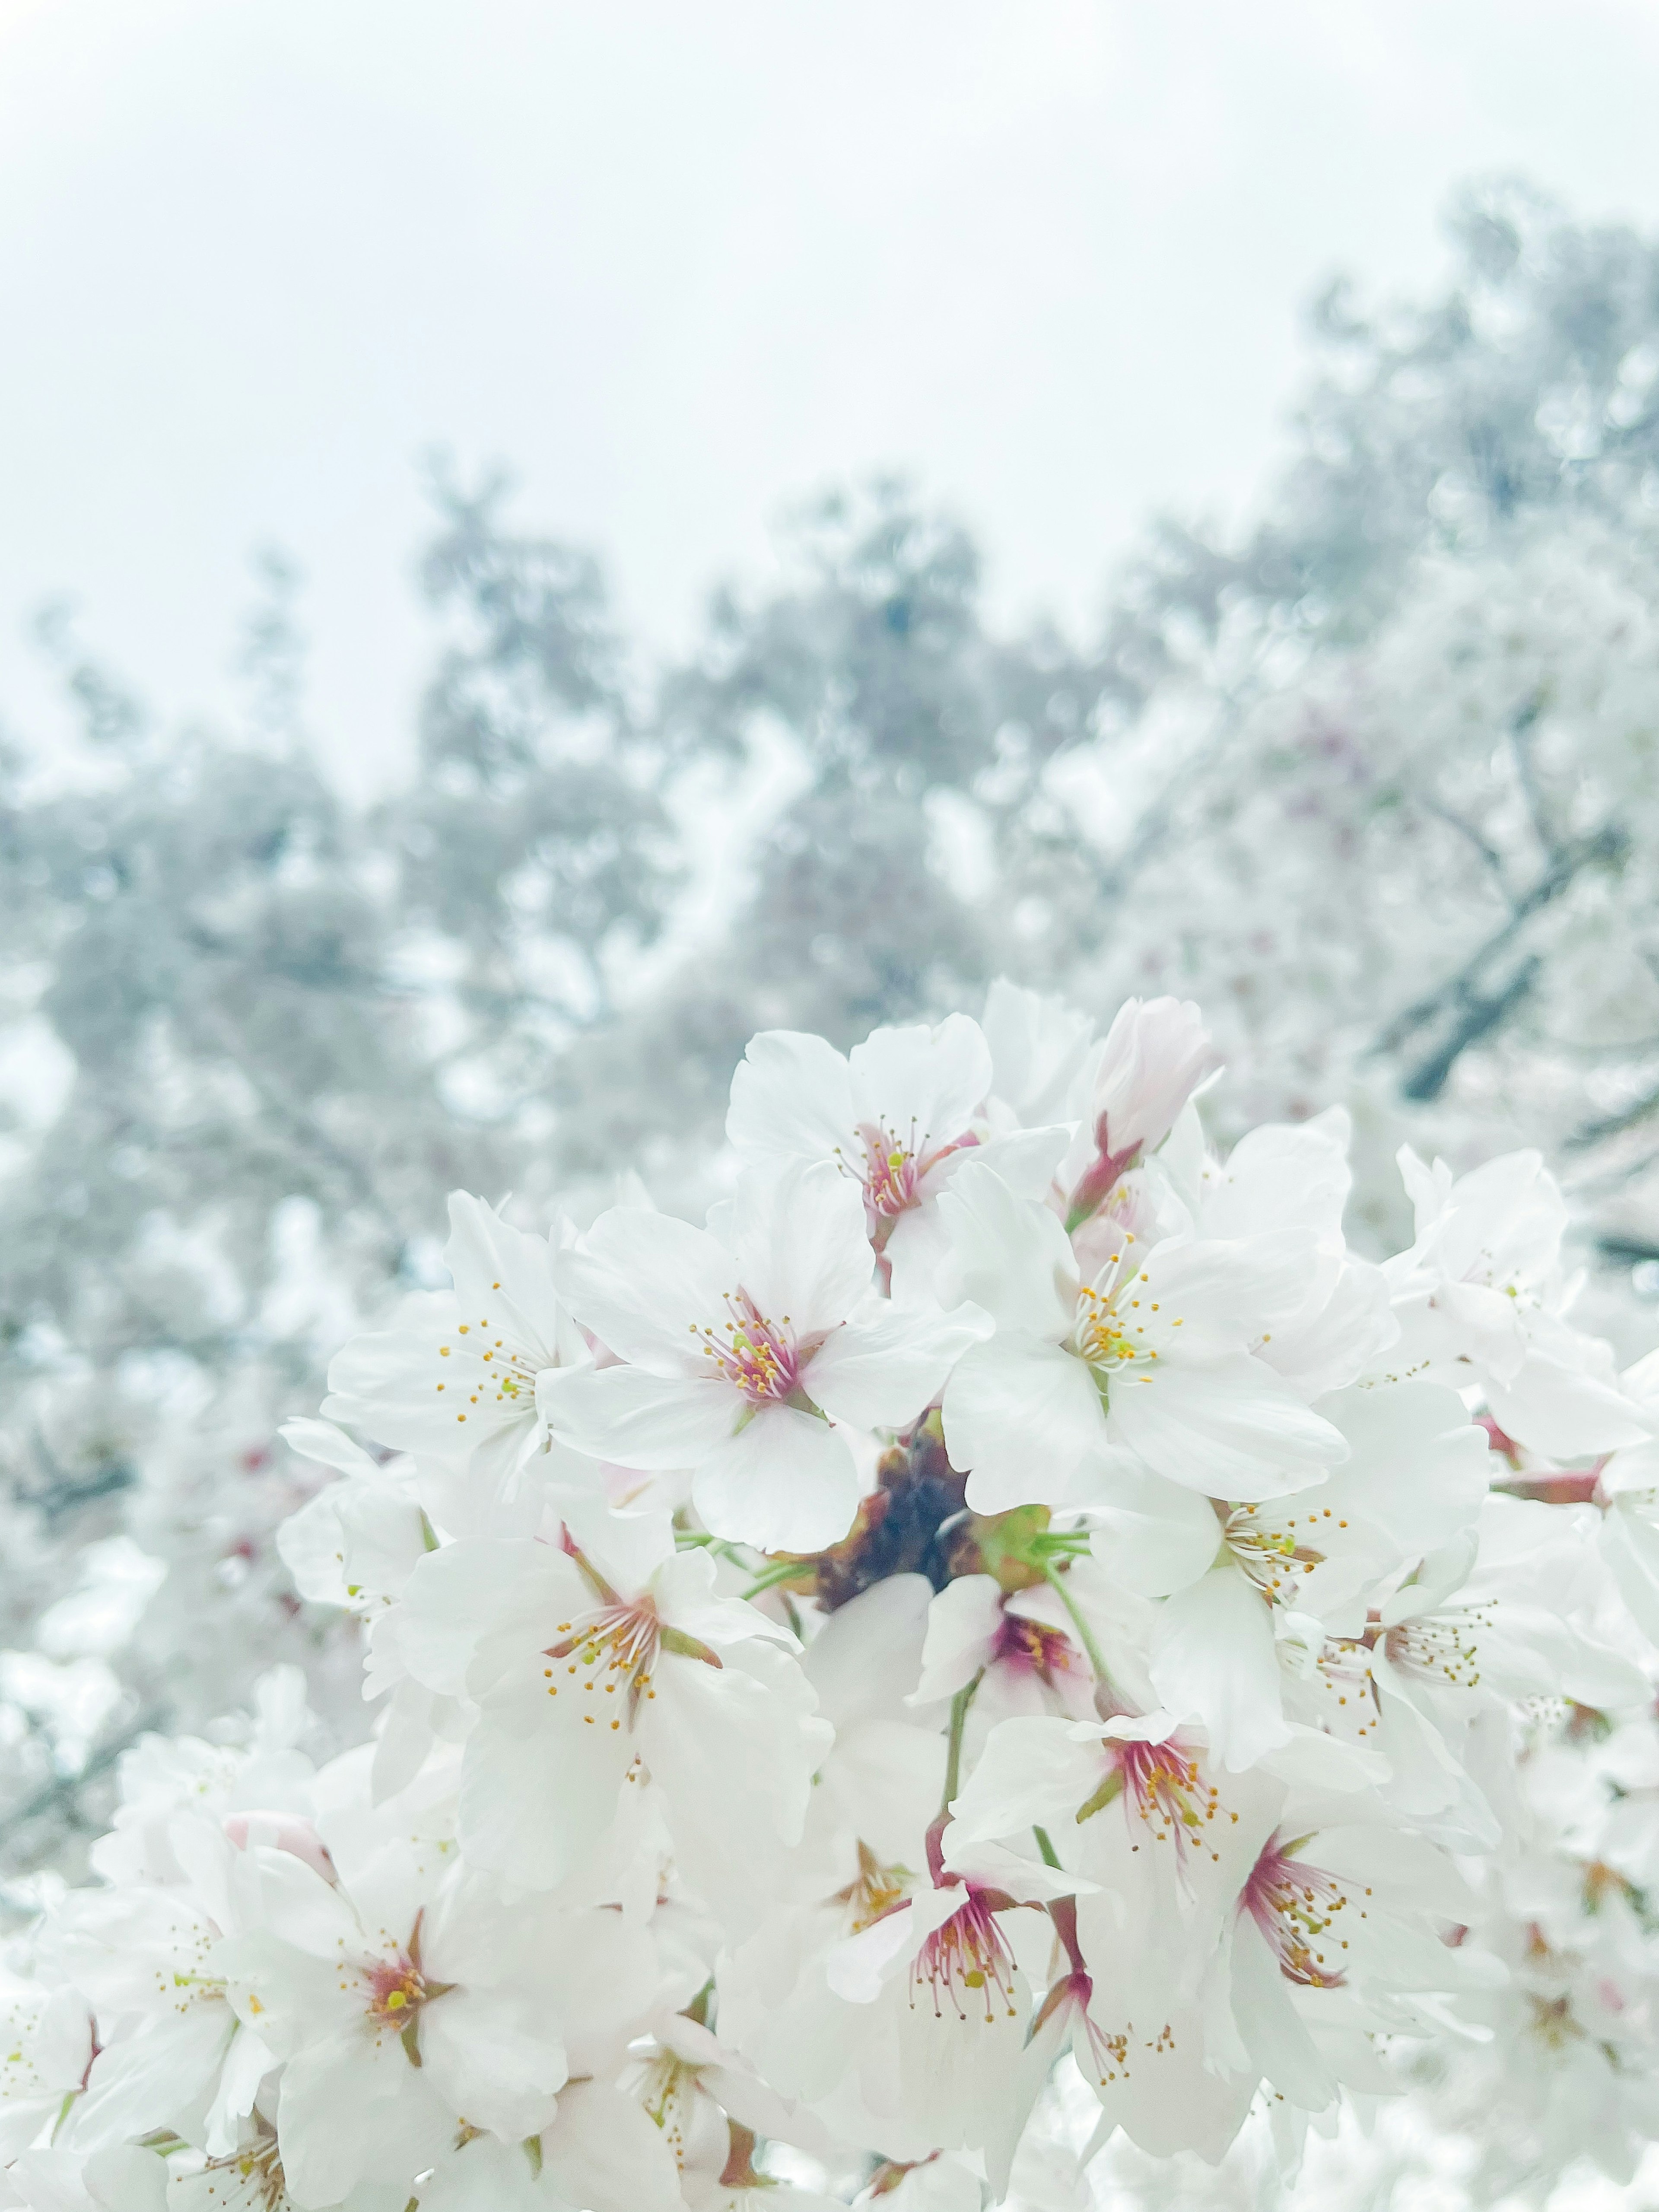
[443,1193,569,1364]
[936,1160,1077,1338]
[1107,1353,1346,1500]
[461,1678,635,1890]
[693,1404,864,1553]
[1148,1566,1290,1771]
[727,1029,856,1166]
[537,1362,738,1471]
[1314,1379,1489,1553]
[804,1296,988,1430]
[805,1573,934,1728]
[944,1333,1106,1513]
[559,1208,737,1366]
[1227,1915,1337,2111]
[1486,1353,1651,1459]
[732,1160,873,1333]
[398,1540,583,1698]
[540,2079,684,2212]
[946,1715,1108,1841]
[1088,1454,1222,1597]
[849,1014,992,1143]
[418,1986,566,2143]
[910,1574,1004,1705]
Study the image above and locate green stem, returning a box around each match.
[1032,1824,1061,1870]
[942,1669,985,1812]
[741,1557,809,1602]
[1042,1558,1112,1688]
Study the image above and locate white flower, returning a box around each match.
[0,1978,93,2165]
[1389,1149,1651,1457]
[218,1815,649,2208]
[938,1161,1348,1513]
[1101,1379,1492,1770]
[822,1843,1071,2164]
[541,1163,987,1553]
[727,1016,991,1247]
[323,1194,596,1514]
[396,1507,832,1913]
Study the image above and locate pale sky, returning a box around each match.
[3,0,1658,792]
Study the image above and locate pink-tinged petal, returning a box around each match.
[731,1160,873,1333]
[937,1160,1077,1338]
[1106,1353,1346,1500]
[537,1362,737,1471]
[849,1014,992,1144]
[1088,995,1211,1158]
[944,1334,1106,1513]
[1148,1566,1290,1772]
[726,1030,856,1167]
[559,1208,737,1368]
[804,1296,988,1430]
[693,1402,864,1553]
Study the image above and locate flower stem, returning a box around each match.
[1041,1557,1113,1688]
[942,1669,985,1813]
[1033,1824,1061,1869]
[741,1557,810,1602]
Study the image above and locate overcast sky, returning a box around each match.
[3,0,1659,792]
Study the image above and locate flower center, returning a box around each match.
[201,2126,287,2212]
[836,1119,977,1243]
[1079,1735,1227,1862]
[992,1611,1083,1688]
[365,1955,434,2030]
[1383,1606,1490,1689]
[694,1291,804,1406]
[545,1595,663,1724]
[435,1308,545,1428]
[835,1840,911,1932]
[910,1889,1020,2025]
[1072,1249,1167,1378]
[1223,1503,1328,1599]
[1242,1834,1364,1988]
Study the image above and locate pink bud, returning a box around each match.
[224,1810,338,1883]
[1090,997,1212,1161]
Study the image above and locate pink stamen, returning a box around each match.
[839,1121,978,1246]
[695,1291,804,1406]
[1241,1831,1361,1988]
[1113,1735,1225,1862]
[992,1611,1084,1690]
[910,1886,1020,2026]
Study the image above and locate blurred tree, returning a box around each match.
[3,179,1659,1876]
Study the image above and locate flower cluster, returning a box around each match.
[3,986,1657,2211]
